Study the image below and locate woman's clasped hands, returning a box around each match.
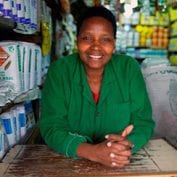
[92,125,134,168]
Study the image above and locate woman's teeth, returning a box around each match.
[89,55,102,59]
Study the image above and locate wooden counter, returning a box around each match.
[1,139,177,177]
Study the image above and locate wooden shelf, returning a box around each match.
[0,16,16,31]
[0,31,42,45]
[18,125,41,145]
[0,88,40,114]
[0,17,42,44]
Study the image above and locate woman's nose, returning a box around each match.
[91,40,101,49]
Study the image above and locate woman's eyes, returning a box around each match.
[81,36,93,42]
[80,35,113,44]
[100,37,112,43]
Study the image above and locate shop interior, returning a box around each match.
[0,0,177,176]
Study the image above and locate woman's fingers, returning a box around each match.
[121,125,134,137]
[107,141,132,167]
[106,139,133,149]
[105,124,134,142]
[105,134,124,141]
[93,140,132,168]
[109,153,130,167]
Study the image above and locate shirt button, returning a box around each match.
[95,112,99,117]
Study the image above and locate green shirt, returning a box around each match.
[39,53,155,158]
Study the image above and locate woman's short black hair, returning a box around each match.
[76,6,117,38]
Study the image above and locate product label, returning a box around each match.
[19,113,25,127]
[2,119,12,134]
[0,47,10,67]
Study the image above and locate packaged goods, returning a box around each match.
[2,0,12,18]
[10,107,21,142]
[16,104,27,137]
[0,112,16,147]
[0,41,42,106]
[142,59,177,145]
[11,0,17,22]
[0,0,3,16]
[0,42,22,95]
[24,101,35,129]
[0,120,9,160]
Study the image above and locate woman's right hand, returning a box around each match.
[77,125,134,167]
[77,135,132,168]
[92,136,132,168]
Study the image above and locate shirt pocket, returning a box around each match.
[105,102,131,133]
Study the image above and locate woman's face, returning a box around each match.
[77,17,116,71]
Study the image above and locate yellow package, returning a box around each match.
[169,7,177,22]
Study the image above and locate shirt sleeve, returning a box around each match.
[126,59,155,153]
[39,62,87,158]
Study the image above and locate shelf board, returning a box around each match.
[0,16,16,31]
[0,88,40,114]
[18,125,41,145]
[0,31,42,44]
[0,16,41,44]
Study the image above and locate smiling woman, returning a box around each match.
[39,6,155,168]
[77,17,115,73]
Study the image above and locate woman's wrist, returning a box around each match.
[77,143,97,162]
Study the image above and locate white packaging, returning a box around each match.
[0,0,3,16]
[142,62,177,147]
[0,92,8,106]
[0,42,22,95]
[30,0,37,32]
[1,112,16,147]
[29,46,35,90]
[0,121,9,160]
[14,0,25,33]
[24,0,31,32]
[0,123,5,159]
[0,123,9,160]
[17,43,25,93]
[10,107,21,142]
[11,0,17,22]
[34,44,42,86]
[24,45,30,92]
[3,0,12,18]
[16,42,42,92]
[34,48,38,87]
[18,42,31,92]
[24,101,35,129]
[16,104,26,137]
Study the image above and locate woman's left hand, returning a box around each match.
[104,125,134,167]
[105,135,133,167]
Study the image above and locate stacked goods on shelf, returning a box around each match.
[0,0,39,34]
[55,0,78,59]
[0,41,42,106]
[135,25,169,48]
[0,119,8,160]
[55,13,76,58]
[0,101,35,160]
[126,48,167,60]
[168,6,177,65]
[116,0,169,60]
[41,0,52,77]
[0,0,52,158]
